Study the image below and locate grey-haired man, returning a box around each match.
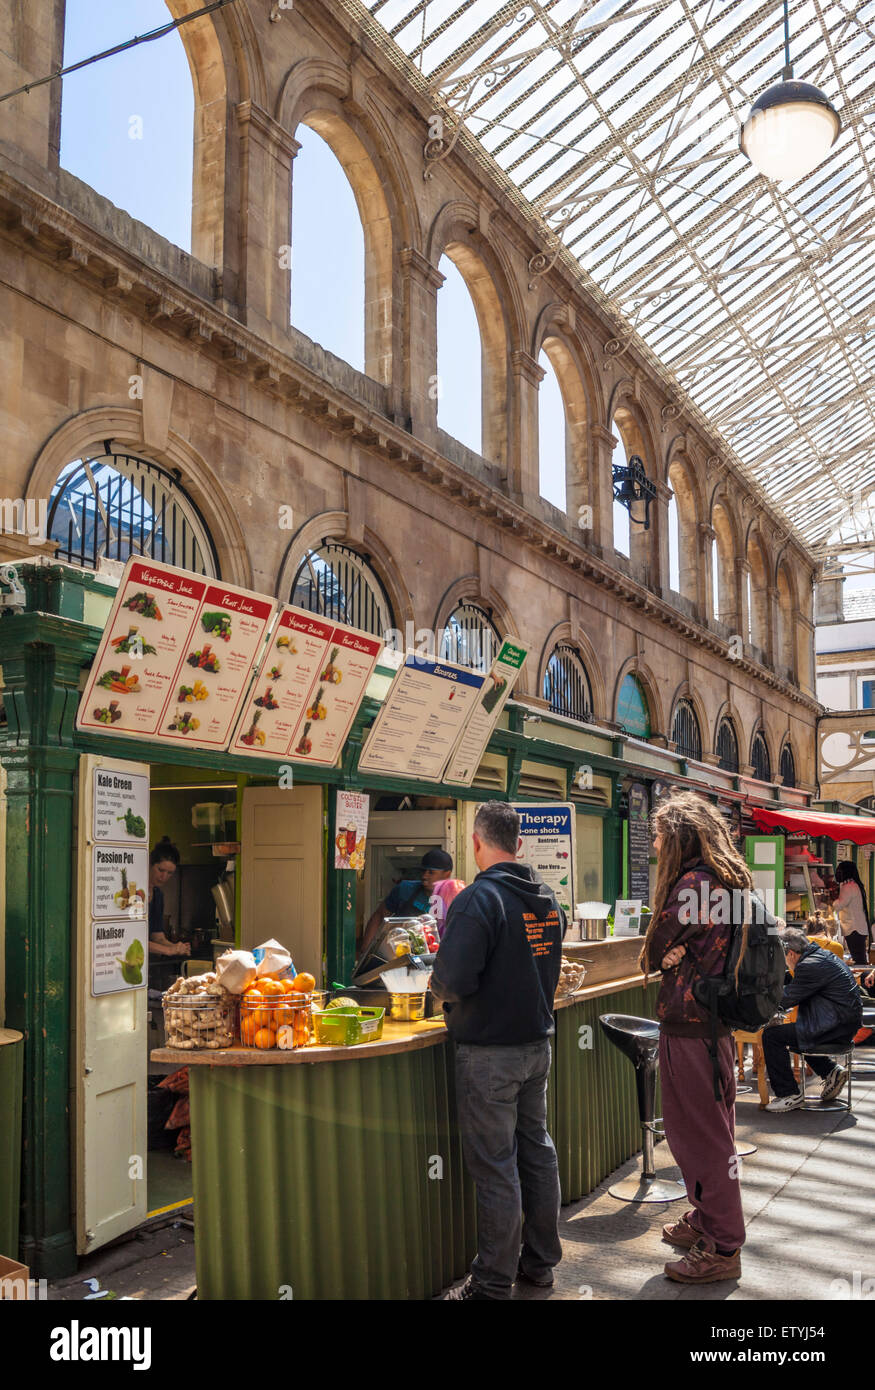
[431,801,565,1300]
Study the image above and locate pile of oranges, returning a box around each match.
[239,971,317,1049]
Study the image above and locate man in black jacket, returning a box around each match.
[432,801,565,1300]
[763,927,863,1113]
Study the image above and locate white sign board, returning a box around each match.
[512,802,575,918]
[359,656,485,781]
[92,767,149,843]
[444,638,530,786]
[334,790,369,869]
[613,899,643,936]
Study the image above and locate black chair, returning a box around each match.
[851,1006,875,1078]
[599,1013,684,1203]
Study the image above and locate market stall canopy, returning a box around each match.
[751,805,875,845]
[349,0,875,561]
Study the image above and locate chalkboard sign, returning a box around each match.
[628,781,651,903]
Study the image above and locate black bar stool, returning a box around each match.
[599,1013,684,1203]
[852,1007,875,1078]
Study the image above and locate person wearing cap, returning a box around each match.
[360,848,455,955]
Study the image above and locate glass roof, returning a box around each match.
[349,0,875,558]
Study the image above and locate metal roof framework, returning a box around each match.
[354,0,875,561]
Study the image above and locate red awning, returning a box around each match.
[750,805,875,845]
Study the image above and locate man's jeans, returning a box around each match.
[762,1022,836,1097]
[454,1039,562,1298]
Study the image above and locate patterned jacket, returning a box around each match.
[647,860,734,1038]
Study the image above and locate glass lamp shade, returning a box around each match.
[740,80,840,182]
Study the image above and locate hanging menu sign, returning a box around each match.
[76,559,277,753]
[358,655,485,781]
[79,754,151,997]
[229,606,383,767]
[627,781,651,903]
[443,638,530,786]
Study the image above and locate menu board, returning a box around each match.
[92,843,149,920]
[443,638,530,786]
[627,781,651,902]
[229,605,383,767]
[512,802,576,918]
[358,655,485,781]
[81,754,151,997]
[92,766,149,843]
[76,559,277,753]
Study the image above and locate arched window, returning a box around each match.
[711,500,738,629]
[668,459,699,605]
[290,125,365,373]
[671,698,702,761]
[47,451,218,575]
[290,543,393,639]
[747,535,770,656]
[543,644,593,723]
[436,255,482,455]
[711,536,720,620]
[617,674,651,739]
[751,731,771,782]
[776,565,796,677]
[538,352,566,512]
[716,716,739,773]
[439,602,499,673]
[60,0,194,250]
[780,743,796,789]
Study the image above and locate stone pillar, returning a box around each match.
[398,247,444,442]
[587,424,617,554]
[0,2,65,186]
[508,350,545,503]
[766,583,779,669]
[236,102,300,339]
[699,523,716,622]
[651,479,672,598]
[734,557,749,644]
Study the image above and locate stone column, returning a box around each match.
[587,424,617,554]
[508,350,545,503]
[398,247,444,443]
[651,479,672,598]
[699,522,716,622]
[766,583,779,670]
[236,102,300,339]
[733,557,749,644]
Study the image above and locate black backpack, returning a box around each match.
[691,889,787,1100]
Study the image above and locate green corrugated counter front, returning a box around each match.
[153,978,659,1300]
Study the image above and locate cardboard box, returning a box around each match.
[0,1254,30,1300]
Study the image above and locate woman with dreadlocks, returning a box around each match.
[640,790,753,1286]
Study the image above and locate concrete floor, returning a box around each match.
[47,1065,875,1301]
[512,1064,875,1302]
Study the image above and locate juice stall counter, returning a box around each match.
[152,953,660,1300]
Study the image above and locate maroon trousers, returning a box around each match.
[659,1032,745,1251]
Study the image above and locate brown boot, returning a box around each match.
[661,1210,701,1249]
[664,1237,741,1284]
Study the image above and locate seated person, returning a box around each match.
[360,848,453,956]
[762,926,862,1113]
[805,916,846,959]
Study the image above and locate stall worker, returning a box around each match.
[360,848,454,955]
[148,837,189,960]
[830,861,873,966]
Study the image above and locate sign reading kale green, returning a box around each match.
[627,781,651,903]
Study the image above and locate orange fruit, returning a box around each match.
[240,1015,258,1046]
[244,986,263,1002]
[254,1027,276,1050]
[291,972,316,994]
[278,979,296,994]
[261,979,286,998]
[249,1005,273,1028]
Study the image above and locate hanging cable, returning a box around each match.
[0,0,241,105]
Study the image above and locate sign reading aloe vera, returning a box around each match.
[443,639,530,787]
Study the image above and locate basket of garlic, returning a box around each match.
[554,955,588,1002]
[162,972,238,1050]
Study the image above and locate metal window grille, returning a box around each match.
[290,542,394,638]
[671,698,702,761]
[438,602,499,673]
[751,731,771,782]
[780,744,796,789]
[47,451,219,576]
[716,717,739,774]
[543,643,593,723]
